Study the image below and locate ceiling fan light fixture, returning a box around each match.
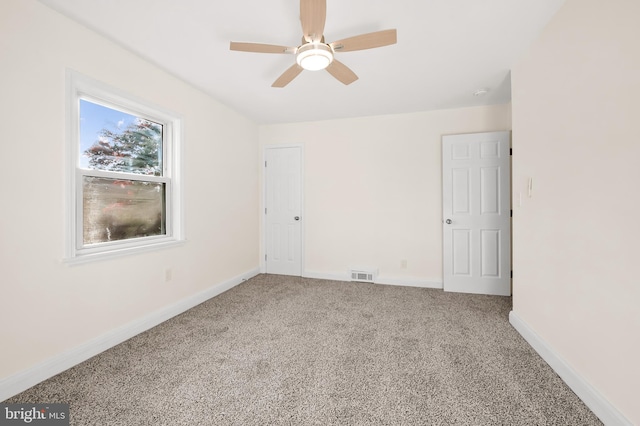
[296,43,333,71]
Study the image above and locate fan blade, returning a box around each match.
[326,60,358,85]
[230,42,296,54]
[330,29,397,52]
[300,0,326,43]
[272,64,304,88]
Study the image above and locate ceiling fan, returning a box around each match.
[229,0,397,87]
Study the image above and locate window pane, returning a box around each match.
[83,176,166,245]
[80,99,163,176]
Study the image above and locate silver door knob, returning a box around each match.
[445,219,452,224]
[294,216,300,221]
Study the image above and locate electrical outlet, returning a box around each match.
[165,268,172,282]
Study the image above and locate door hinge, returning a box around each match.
[510,209,513,217]
[510,148,512,156]
[510,270,513,278]
[265,254,267,261]
[265,161,267,167]
[265,208,267,214]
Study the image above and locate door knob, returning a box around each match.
[294,216,300,221]
[445,219,452,224]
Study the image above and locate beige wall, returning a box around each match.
[7,0,635,421]
[0,0,259,381]
[260,105,511,284]
[511,0,639,423]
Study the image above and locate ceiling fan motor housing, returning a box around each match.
[296,43,334,71]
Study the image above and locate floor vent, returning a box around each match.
[350,269,377,283]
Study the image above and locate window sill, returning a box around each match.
[63,239,186,266]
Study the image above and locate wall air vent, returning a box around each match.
[350,268,377,283]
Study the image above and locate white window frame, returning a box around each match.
[65,70,184,263]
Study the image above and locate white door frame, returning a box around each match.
[261,144,305,275]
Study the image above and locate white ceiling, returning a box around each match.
[38,0,565,124]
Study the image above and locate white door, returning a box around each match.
[442,131,511,296]
[265,146,302,276]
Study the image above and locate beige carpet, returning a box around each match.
[6,274,602,425]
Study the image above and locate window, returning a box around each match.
[66,72,182,262]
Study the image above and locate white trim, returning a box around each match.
[62,240,186,266]
[303,270,350,282]
[509,311,632,426]
[0,268,260,402]
[376,277,443,289]
[262,144,305,276]
[302,270,443,289]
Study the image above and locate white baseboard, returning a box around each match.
[376,277,443,289]
[303,270,443,289]
[303,270,350,282]
[509,311,632,426]
[0,267,260,402]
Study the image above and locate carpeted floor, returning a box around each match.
[6,274,602,425]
